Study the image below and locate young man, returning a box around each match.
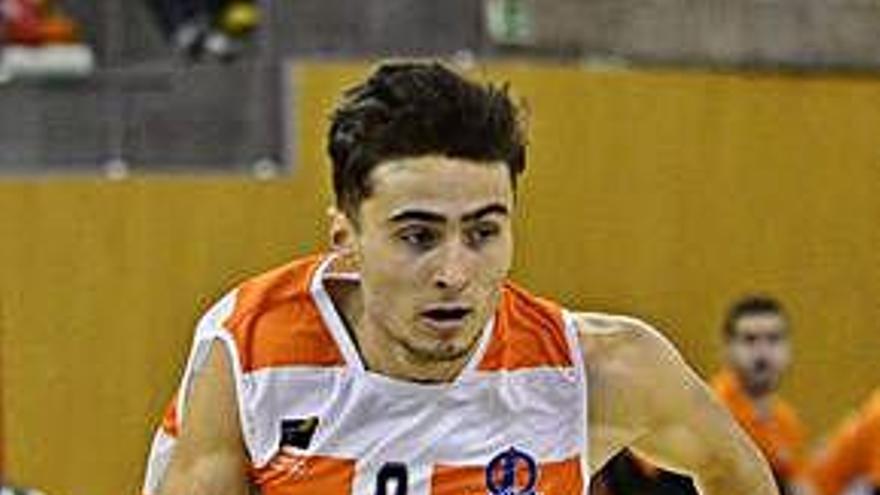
[811,389,880,495]
[711,296,809,495]
[143,61,776,495]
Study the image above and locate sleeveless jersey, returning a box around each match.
[143,253,589,495]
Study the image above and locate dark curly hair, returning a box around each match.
[327,61,527,219]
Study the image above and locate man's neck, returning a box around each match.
[736,377,775,420]
[749,393,774,421]
[358,321,474,383]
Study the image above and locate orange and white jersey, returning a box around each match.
[143,253,589,495]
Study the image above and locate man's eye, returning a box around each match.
[466,223,500,247]
[397,228,439,249]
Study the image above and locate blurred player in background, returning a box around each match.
[811,389,880,495]
[143,61,777,495]
[711,295,811,495]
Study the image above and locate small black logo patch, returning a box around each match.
[279,417,319,449]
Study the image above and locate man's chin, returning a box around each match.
[402,328,482,362]
[744,377,778,396]
[407,341,472,362]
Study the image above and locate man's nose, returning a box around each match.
[432,241,471,292]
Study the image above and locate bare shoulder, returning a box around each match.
[573,312,680,367]
[574,312,691,461]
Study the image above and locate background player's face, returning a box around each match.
[352,155,514,362]
[726,312,791,397]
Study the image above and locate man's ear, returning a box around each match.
[327,206,356,253]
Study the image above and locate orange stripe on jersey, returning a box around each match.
[431,456,584,495]
[478,282,572,371]
[160,394,179,437]
[223,255,345,371]
[250,449,355,495]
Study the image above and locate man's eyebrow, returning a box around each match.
[387,209,446,224]
[387,203,509,225]
[462,203,509,223]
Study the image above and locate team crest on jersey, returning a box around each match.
[279,417,319,449]
[485,447,539,495]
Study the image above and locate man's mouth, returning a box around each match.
[419,305,473,332]
[752,359,770,374]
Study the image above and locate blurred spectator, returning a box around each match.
[0,0,78,46]
[144,0,260,61]
[0,0,92,80]
[711,295,811,495]
[590,449,698,495]
[810,389,880,495]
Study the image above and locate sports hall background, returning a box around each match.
[1,1,879,494]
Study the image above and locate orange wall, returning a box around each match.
[1,61,879,494]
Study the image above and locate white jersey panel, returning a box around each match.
[562,308,590,486]
[241,364,584,467]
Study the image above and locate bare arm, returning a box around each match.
[579,313,777,495]
[159,340,250,495]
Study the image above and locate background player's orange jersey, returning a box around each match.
[810,389,880,494]
[711,369,808,484]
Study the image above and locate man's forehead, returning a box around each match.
[734,313,788,334]
[363,155,514,216]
